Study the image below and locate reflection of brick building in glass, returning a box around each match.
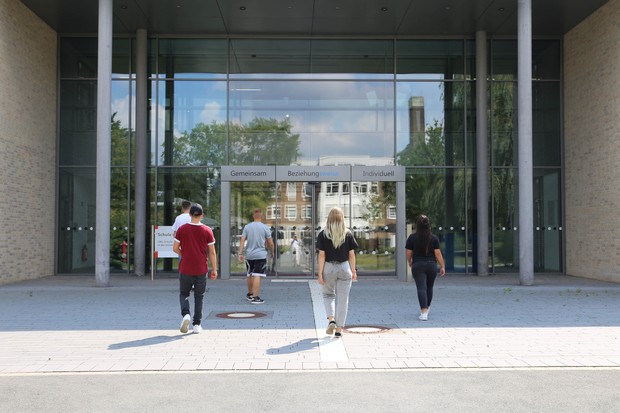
[262,156,398,261]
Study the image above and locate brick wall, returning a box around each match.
[564,0,620,283]
[0,0,57,284]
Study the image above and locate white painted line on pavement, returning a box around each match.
[309,280,348,362]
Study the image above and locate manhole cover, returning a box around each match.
[216,311,267,319]
[343,325,391,334]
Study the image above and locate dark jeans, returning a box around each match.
[412,261,438,309]
[179,273,207,326]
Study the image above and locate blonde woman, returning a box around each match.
[317,207,359,338]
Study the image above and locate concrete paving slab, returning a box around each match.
[0,274,619,374]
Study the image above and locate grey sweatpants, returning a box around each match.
[322,261,353,328]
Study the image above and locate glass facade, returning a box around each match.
[57,37,562,275]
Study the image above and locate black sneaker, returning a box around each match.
[251,296,265,304]
[246,293,253,302]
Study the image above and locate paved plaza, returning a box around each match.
[0,274,619,373]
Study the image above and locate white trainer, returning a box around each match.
[193,324,203,334]
[419,312,428,321]
[180,314,191,333]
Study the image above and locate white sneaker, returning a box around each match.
[180,314,191,333]
[419,312,428,321]
[193,324,202,334]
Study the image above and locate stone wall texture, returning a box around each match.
[564,0,620,283]
[0,0,57,285]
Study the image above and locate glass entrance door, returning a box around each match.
[228,179,397,278]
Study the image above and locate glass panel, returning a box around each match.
[229,80,394,165]
[491,40,517,81]
[57,167,130,274]
[230,39,394,79]
[492,168,518,273]
[533,82,561,166]
[465,40,476,81]
[466,81,477,166]
[157,81,227,166]
[534,168,562,272]
[155,167,221,272]
[275,182,314,276]
[405,168,467,272]
[60,38,130,78]
[352,181,397,276]
[533,40,561,80]
[158,39,227,79]
[491,40,560,81]
[491,81,517,166]
[229,182,278,276]
[396,40,464,80]
[58,167,96,273]
[110,167,130,273]
[59,81,97,166]
[111,80,132,166]
[396,82,465,166]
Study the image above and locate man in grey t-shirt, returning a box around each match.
[238,208,274,304]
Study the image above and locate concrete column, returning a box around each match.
[476,31,489,276]
[220,181,231,279]
[396,180,408,281]
[518,0,534,285]
[95,0,113,287]
[134,28,147,277]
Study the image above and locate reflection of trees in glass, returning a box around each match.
[168,117,301,167]
[166,116,301,214]
[397,121,465,227]
[110,114,131,270]
[362,182,395,224]
[229,117,301,166]
[491,82,518,267]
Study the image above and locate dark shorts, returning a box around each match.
[245,259,267,277]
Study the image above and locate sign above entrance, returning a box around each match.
[276,166,351,182]
[221,165,404,182]
[221,166,276,182]
[351,166,405,182]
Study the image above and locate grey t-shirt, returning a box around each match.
[241,221,272,260]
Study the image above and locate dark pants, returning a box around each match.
[179,273,207,326]
[412,261,437,309]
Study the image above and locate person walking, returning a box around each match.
[317,207,358,338]
[291,235,301,267]
[172,200,192,266]
[239,208,274,304]
[173,204,217,334]
[172,200,192,237]
[405,214,445,321]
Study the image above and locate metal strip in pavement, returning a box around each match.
[309,280,349,362]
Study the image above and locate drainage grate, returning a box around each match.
[215,311,267,319]
[343,325,392,334]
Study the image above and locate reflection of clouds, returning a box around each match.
[200,101,223,123]
[230,80,396,160]
[111,95,133,128]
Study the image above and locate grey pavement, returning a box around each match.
[0,274,619,373]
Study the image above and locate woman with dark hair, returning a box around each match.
[405,215,446,321]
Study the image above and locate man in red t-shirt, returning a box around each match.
[173,204,217,334]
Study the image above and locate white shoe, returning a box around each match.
[180,314,191,333]
[326,321,337,335]
[193,324,203,334]
[419,312,428,321]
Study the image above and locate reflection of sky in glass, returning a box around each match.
[155,81,227,164]
[229,81,394,162]
[111,81,131,128]
[147,79,458,165]
[395,82,445,153]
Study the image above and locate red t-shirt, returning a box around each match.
[174,223,216,276]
